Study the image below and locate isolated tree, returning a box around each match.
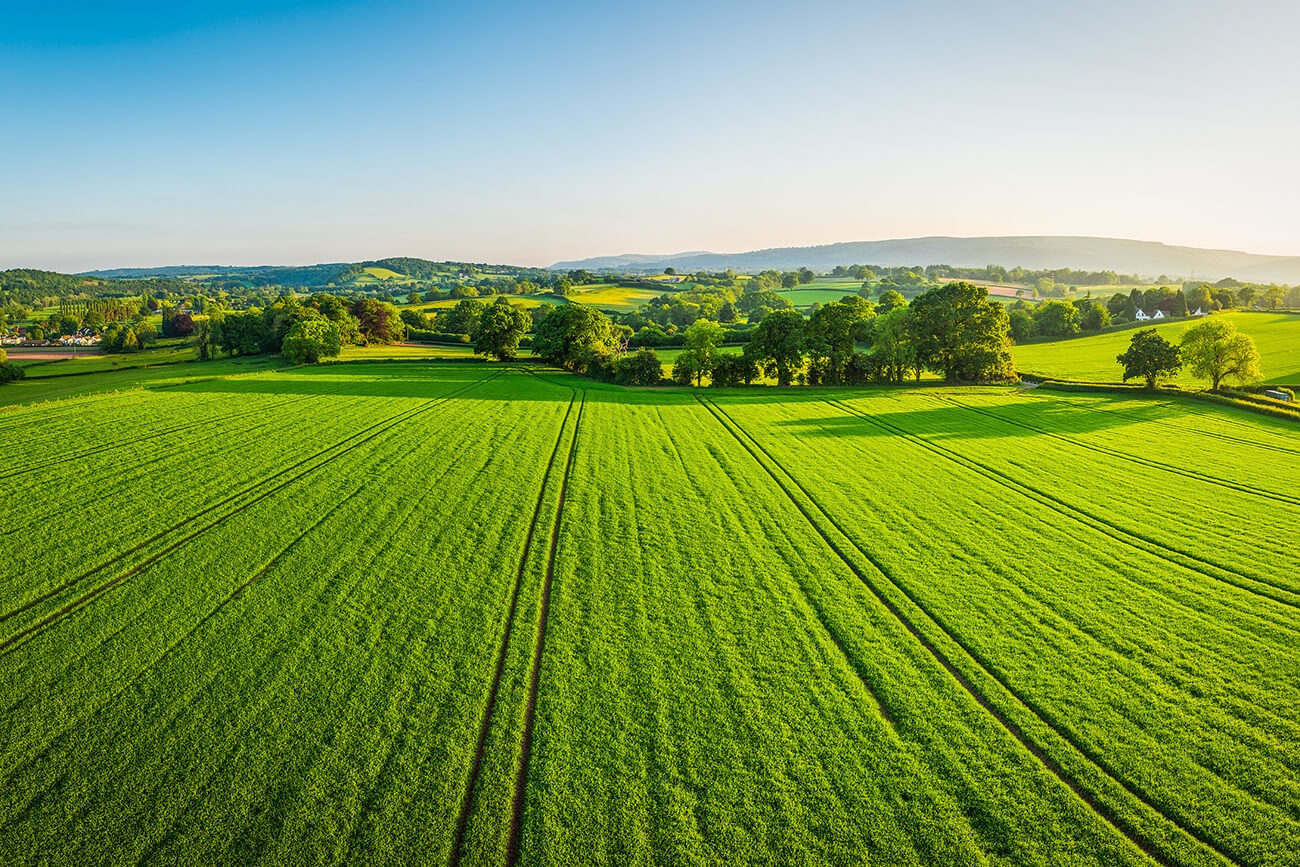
[1117,328,1181,388]
[532,304,616,371]
[746,309,806,386]
[281,320,342,363]
[797,267,815,285]
[909,282,1012,383]
[473,303,530,361]
[1179,318,1261,390]
[875,289,906,314]
[1262,286,1285,310]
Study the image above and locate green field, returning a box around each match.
[776,280,864,308]
[0,362,1296,865]
[1015,311,1300,384]
[0,355,286,409]
[566,284,667,312]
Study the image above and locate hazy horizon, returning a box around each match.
[5,0,1299,272]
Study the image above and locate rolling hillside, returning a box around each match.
[1014,312,1300,384]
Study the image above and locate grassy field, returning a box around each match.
[0,362,1295,865]
[1015,311,1300,384]
[567,284,666,312]
[411,295,561,313]
[0,356,287,409]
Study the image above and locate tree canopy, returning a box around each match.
[473,303,530,361]
[1117,328,1182,388]
[1178,318,1261,390]
[532,305,617,371]
[908,282,1012,383]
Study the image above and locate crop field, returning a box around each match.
[1014,311,1300,384]
[1,364,1296,866]
[567,284,666,312]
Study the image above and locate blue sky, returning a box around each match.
[2,0,1298,271]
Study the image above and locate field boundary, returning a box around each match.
[507,391,586,867]
[699,396,1234,867]
[0,372,506,650]
[448,390,578,867]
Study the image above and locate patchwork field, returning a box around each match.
[1014,311,1300,384]
[1,363,1296,865]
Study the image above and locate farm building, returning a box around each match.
[1134,309,1150,321]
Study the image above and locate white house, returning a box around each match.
[1134,309,1150,321]
[1191,307,1207,316]
[1152,309,1166,319]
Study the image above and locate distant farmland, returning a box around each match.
[1015,311,1300,384]
[1,364,1296,865]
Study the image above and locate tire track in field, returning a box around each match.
[697,397,1232,867]
[0,372,504,651]
[826,397,1300,611]
[0,385,378,540]
[0,371,502,625]
[935,396,1300,507]
[0,378,364,483]
[447,391,577,867]
[506,391,586,867]
[1035,395,1300,458]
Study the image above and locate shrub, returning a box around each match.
[0,362,25,384]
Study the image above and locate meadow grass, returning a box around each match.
[0,365,1294,865]
[1014,311,1300,384]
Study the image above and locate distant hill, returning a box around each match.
[551,236,1300,284]
[79,257,549,288]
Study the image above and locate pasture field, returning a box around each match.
[412,295,562,313]
[1014,311,1300,384]
[777,283,864,308]
[567,284,665,312]
[0,355,286,409]
[0,363,1296,866]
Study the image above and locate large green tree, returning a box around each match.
[1178,318,1261,390]
[1031,300,1081,337]
[281,320,342,363]
[679,319,726,386]
[1117,328,1181,388]
[870,307,919,384]
[532,304,616,371]
[745,309,806,386]
[908,282,1012,383]
[473,304,530,361]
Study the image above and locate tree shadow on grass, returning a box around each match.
[161,361,1181,441]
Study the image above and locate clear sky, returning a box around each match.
[2,0,1298,271]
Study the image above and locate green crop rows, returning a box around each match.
[1,363,1296,865]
